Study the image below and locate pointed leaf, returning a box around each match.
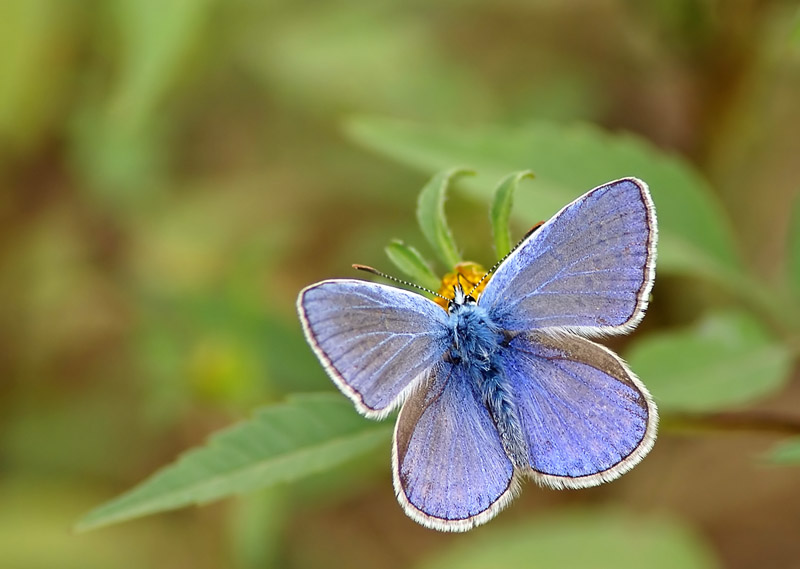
[626,311,793,413]
[768,438,800,464]
[385,239,440,290]
[346,118,743,284]
[417,168,473,267]
[76,394,391,531]
[416,511,719,569]
[490,170,535,258]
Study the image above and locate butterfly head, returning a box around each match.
[448,283,477,313]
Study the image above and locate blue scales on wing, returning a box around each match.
[479,178,657,335]
[298,280,450,416]
[393,361,516,530]
[500,331,657,488]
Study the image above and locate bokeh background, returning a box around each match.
[2,1,800,568]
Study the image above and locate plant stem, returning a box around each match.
[662,410,800,436]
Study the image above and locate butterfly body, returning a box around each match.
[298,178,658,531]
[445,292,528,467]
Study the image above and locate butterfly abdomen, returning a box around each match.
[480,367,528,468]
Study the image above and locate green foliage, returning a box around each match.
[416,168,474,267]
[416,511,719,569]
[626,311,794,413]
[244,4,493,120]
[346,118,744,283]
[490,170,535,259]
[70,0,215,204]
[385,239,441,290]
[110,0,213,124]
[0,479,155,569]
[228,488,288,569]
[0,0,73,153]
[789,196,800,296]
[791,6,800,47]
[76,394,391,531]
[769,438,800,464]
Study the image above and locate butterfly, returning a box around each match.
[297,177,658,531]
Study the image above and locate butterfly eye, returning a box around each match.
[465,295,477,305]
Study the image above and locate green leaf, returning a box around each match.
[626,311,793,413]
[416,511,719,569]
[346,118,743,284]
[490,170,535,259]
[385,239,440,290]
[768,438,800,464]
[76,394,391,531]
[416,168,474,267]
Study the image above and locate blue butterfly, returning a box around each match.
[297,178,658,531]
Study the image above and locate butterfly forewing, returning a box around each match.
[478,178,657,335]
[298,280,449,417]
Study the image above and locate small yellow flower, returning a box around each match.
[434,261,489,309]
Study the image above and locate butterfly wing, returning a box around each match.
[479,178,657,335]
[393,361,517,532]
[298,279,449,418]
[501,330,657,488]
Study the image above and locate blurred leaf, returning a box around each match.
[0,479,154,569]
[626,311,793,413]
[229,488,288,569]
[110,0,213,125]
[69,105,168,205]
[791,7,800,47]
[416,511,719,569]
[260,315,332,394]
[1,393,138,480]
[0,0,74,153]
[346,118,744,284]
[69,0,214,202]
[490,170,535,259]
[76,394,391,531]
[417,168,473,267]
[241,5,492,120]
[768,437,800,464]
[385,239,441,290]
[789,195,800,296]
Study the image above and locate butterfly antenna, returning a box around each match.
[466,221,545,298]
[352,264,450,302]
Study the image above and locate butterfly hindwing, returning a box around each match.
[479,178,657,335]
[393,362,516,531]
[501,330,657,488]
[298,280,449,417]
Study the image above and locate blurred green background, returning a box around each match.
[2,1,800,568]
